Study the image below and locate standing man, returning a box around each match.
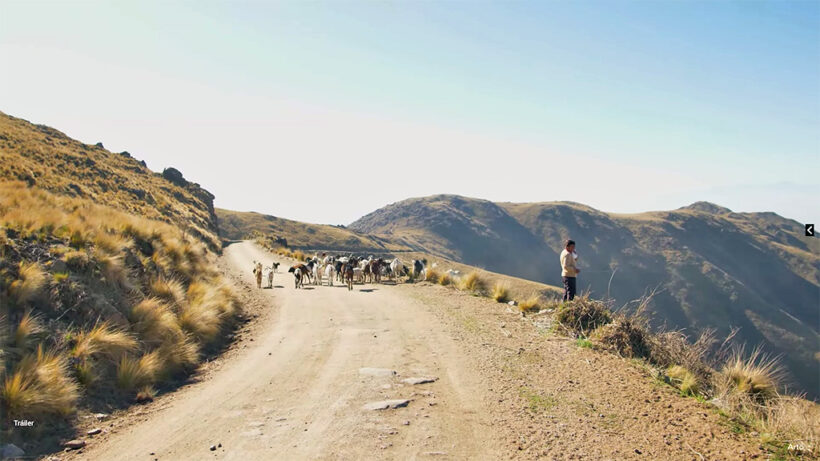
[560,239,580,301]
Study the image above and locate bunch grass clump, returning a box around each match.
[425,268,440,284]
[518,295,541,313]
[458,271,485,293]
[0,177,241,422]
[150,277,187,307]
[491,283,510,303]
[12,311,43,351]
[438,273,452,286]
[70,322,137,361]
[667,365,700,396]
[117,351,161,390]
[9,261,46,306]
[2,346,79,418]
[719,346,782,402]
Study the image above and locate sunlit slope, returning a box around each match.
[351,195,820,397]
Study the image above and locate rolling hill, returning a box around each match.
[351,194,820,398]
[216,208,411,252]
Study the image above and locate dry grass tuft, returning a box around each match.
[12,312,43,351]
[93,231,131,255]
[425,268,440,284]
[130,298,184,345]
[438,273,452,286]
[71,323,137,361]
[155,338,199,375]
[757,396,819,455]
[719,346,783,402]
[150,277,187,307]
[518,295,541,313]
[492,283,510,303]
[116,351,161,390]
[458,271,485,293]
[97,252,130,288]
[9,261,46,305]
[667,365,700,396]
[1,346,78,417]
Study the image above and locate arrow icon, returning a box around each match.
[807,224,815,237]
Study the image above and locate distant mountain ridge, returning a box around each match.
[350,194,820,398]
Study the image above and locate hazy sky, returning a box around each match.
[1,1,817,224]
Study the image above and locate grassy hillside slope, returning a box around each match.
[351,195,820,398]
[216,208,411,252]
[0,112,241,456]
[0,112,219,249]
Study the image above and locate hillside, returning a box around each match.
[0,112,220,249]
[351,195,820,398]
[216,208,411,252]
[0,112,242,456]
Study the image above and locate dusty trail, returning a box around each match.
[73,241,499,460]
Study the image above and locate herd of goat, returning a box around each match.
[254,255,442,291]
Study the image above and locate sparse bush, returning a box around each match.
[459,271,484,293]
[1,346,78,417]
[518,295,541,313]
[590,316,653,359]
[9,261,46,305]
[492,283,510,303]
[651,329,716,383]
[758,396,819,456]
[554,296,612,335]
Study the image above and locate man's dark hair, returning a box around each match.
[565,239,575,248]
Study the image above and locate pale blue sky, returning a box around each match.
[1,0,817,224]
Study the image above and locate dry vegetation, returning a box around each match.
[0,182,241,429]
[0,111,220,249]
[548,295,818,456]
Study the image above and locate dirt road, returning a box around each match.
[74,241,500,460]
[70,241,765,461]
